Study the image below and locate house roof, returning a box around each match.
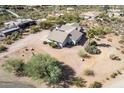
[47,23,83,44]
[47,30,68,44]
[70,28,83,41]
[1,27,19,34]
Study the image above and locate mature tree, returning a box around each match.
[25,53,62,84]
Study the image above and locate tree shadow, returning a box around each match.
[97,43,111,48]
[59,62,76,88]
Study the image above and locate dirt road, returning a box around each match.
[0,30,49,58]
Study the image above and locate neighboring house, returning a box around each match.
[47,12,64,18]
[4,19,36,29]
[107,9,123,17]
[47,23,84,48]
[0,27,20,37]
[79,11,101,20]
[66,7,75,13]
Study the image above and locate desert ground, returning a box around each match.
[0,30,124,87]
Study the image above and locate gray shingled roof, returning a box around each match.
[70,29,82,41]
[47,30,68,43]
[47,23,83,44]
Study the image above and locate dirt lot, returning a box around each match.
[0,30,124,87]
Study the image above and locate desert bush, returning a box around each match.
[0,45,7,53]
[3,32,22,45]
[4,58,25,76]
[121,49,124,54]
[25,53,62,84]
[110,72,118,78]
[85,45,101,54]
[48,41,57,48]
[106,77,110,80]
[87,27,112,39]
[39,21,54,29]
[117,70,122,75]
[78,50,89,58]
[89,81,102,88]
[89,41,97,46]
[30,25,41,33]
[109,54,121,61]
[107,38,112,42]
[71,77,87,87]
[43,41,48,44]
[119,36,124,45]
[84,69,95,76]
[118,40,124,45]
[11,32,22,41]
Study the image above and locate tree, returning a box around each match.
[25,53,62,84]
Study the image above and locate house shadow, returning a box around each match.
[97,43,111,48]
[59,62,76,88]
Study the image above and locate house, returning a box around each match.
[107,9,123,17]
[4,19,36,29]
[66,7,75,13]
[0,27,20,37]
[47,23,84,48]
[47,12,64,18]
[79,11,101,20]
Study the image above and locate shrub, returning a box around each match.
[121,49,124,54]
[39,21,54,29]
[84,69,95,76]
[110,72,118,78]
[48,41,57,48]
[30,25,41,33]
[11,32,22,41]
[106,77,110,80]
[0,45,7,53]
[89,41,97,46]
[4,58,25,76]
[89,81,102,88]
[87,27,112,39]
[25,53,62,84]
[117,70,122,75]
[3,32,22,45]
[119,40,124,45]
[109,54,121,61]
[107,38,112,42]
[85,45,101,54]
[71,77,87,87]
[78,50,89,58]
[43,41,48,45]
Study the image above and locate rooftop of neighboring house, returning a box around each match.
[66,7,75,11]
[80,11,101,17]
[0,27,19,34]
[4,18,34,28]
[107,9,122,13]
